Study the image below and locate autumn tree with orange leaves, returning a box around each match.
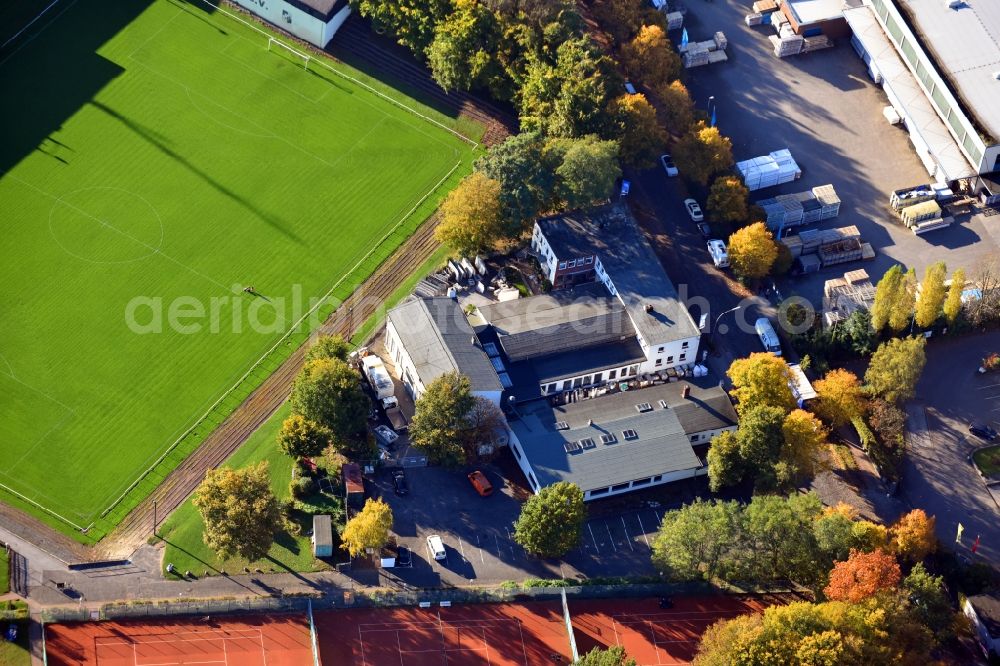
[888,509,937,562]
[824,548,901,603]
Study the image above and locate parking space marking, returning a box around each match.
[494,533,502,558]
[620,516,635,552]
[475,534,484,563]
[636,514,651,549]
[458,537,467,561]
[588,524,600,552]
[605,522,617,553]
[504,527,517,558]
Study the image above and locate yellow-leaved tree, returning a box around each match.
[813,368,867,427]
[434,172,505,256]
[727,353,796,415]
[914,261,947,329]
[341,498,394,557]
[727,222,778,280]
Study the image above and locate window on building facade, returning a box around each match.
[682,341,689,349]
[609,369,617,380]
[690,434,699,443]
[632,478,651,486]
[653,475,662,482]
[666,356,674,364]
[611,483,629,492]
[567,260,576,268]
[511,443,522,459]
[655,359,663,367]
[585,257,593,264]
[679,353,687,361]
[657,346,664,353]
[559,262,566,270]
[594,372,603,383]
[590,487,609,496]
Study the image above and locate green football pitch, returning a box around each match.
[0,0,476,539]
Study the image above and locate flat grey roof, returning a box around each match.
[313,514,332,546]
[477,284,635,361]
[897,0,1000,143]
[387,298,502,393]
[286,0,348,20]
[509,380,736,491]
[536,205,701,348]
[968,594,1000,638]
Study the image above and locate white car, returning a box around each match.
[684,198,704,222]
[374,425,398,446]
[660,154,679,177]
[707,239,730,268]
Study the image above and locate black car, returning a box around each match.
[395,546,412,567]
[969,424,999,441]
[392,470,409,496]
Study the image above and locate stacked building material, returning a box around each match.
[822,269,876,328]
[708,50,729,64]
[781,226,865,267]
[714,31,728,50]
[818,238,863,266]
[802,35,834,52]
[771,10,789,33]
[737,149,801,191]
[665,11,684,30]
[745,12,764,25]
[683,45,710,68]
[900,200,942,226]
[890,184,936,211]
[752,0,779,13]
[813,184,840,216]
[771,31,804,57]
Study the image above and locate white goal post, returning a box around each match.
[267,36,310,69]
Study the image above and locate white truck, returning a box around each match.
[707,239,730,268]
[361,355,395,403]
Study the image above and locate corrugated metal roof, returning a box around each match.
[897,0,1000,143]
[387,298,502,393]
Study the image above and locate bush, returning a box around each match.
[293,458,314,479]
[289,475,315,499]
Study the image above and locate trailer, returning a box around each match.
[385,405,408,432]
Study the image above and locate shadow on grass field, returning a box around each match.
[155,403,340,577]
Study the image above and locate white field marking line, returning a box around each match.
[125,9,182,61]
[621,516,635,551]
[99,156,464,521]
[186,0,477,149]
[136,662,223,666]
[217,46,324,105]
[95,630,263,646]
[504,526,516,557]
[0,353,16,379]
[257,628,268,666]
[395,630,404,666]
[0,0,79,66]
[358,620,523,630]
[4,408,76,475]
[359,623,368,666]
[656,510,665,526]
[10,175,232,292]
[222,636,229,666]
[611,611,747,620]
[516,620,529,666]
[636,514,651,549]
[494,533,502,557]
[605,522,618,552]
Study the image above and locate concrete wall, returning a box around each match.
[385,320,425,400]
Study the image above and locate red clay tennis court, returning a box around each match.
[315,601,573,665]
[44,614,314,666]
[570,595,785,665]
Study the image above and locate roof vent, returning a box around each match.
[644,303,654,313]
[636,402,653,413]
[555,421,570,431]
[579,437,597,449]
[659,399,669,409]
[622,429,639,440]
[600,433,617,444]
[588,418,594,426]
[681,385,691,399]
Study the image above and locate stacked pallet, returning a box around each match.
[714,31,728,50]
[802,35,834,52]
[889,184,936,211]
[900,200,941,226]
[757,184,840,230]
[782,225,865,267]
[708,50,729,64]
[745,12,764,25]
[752,0,779,12]
[737,149,801,191]
[771,30,804,57]
[665,11,684,30]
[683,45,710,68]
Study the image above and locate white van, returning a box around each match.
[755,318,782,356]
[426,534,446,561]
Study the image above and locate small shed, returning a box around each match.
[787,363,818,407]
[342,463,364,509]
[977,173,1000,207]
[311,515,333,558]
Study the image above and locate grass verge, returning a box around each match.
[973,445,1000,477]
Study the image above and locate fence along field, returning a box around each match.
[0,0,476,540]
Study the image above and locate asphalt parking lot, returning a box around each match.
[369,465,666,586]
[674,0,998,304]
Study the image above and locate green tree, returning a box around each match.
[742,493,823,585]
[409,372,476,467]
[427,0,499,92]
[193,461,281,561]
[728,222,778,280]
[550,135,621,208]
[514,481,586,557]
[707,430,743,492]
[840,308,878,357]
[656,80,694,135]
[864,336,927,404]
[611,93,667,168]
[870,265,914,333]
[727,353,796,415]
[341,497,393,557]
[434,172,506,254]
[619,24,680,89]
[942,267,965,324]
[350,0,451,54]
[475,131,554,233]
[575,646,637,666]
[914,261,947,329]
[672,121,733,186]
[813,368,867,427]
[706,176,749,225]
[736,405,787,492]
[290,358,370,447]
[304,334,351,363]
[276,414,332,458]
[651,498,744,582]
[903,563,955,640]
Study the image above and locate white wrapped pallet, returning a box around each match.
[707,50,729,64]
[745,12,763,26]
[714,31,727,50]
[665,11,684,30]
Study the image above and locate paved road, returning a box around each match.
[902,331,1000,565]
[677,0,996,306]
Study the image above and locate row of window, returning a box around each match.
[558,256,594,271]
[869,0,985,166]
[588,475,665,497]
[542,365,640,394]
[654,353,687,367]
